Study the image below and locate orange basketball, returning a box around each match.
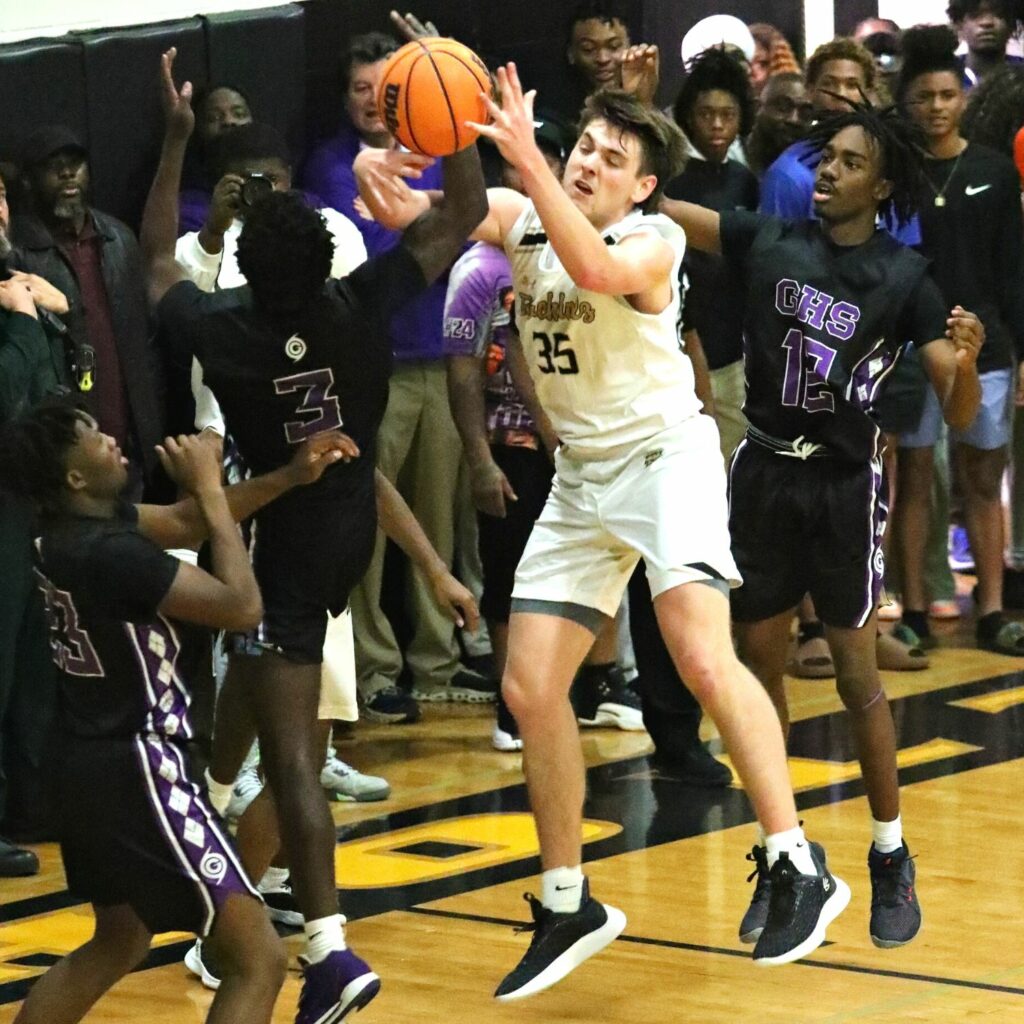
[377,37,492,157]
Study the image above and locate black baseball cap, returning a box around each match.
[20,125,87,169]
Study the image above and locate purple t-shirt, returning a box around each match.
[443,243,535,441]
[302,124,448,362]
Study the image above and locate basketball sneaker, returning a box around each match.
[362,684,420,724]
[571,667,644,731]
[492,693,522,752]
[224,762,263,822]
[753,842,850,966]
[320,752,390,802]
[412,667,498,703]
[184,939,221,991]
[868,843,921,948]
[738,844,772,943]
[494,880,626,1001]
[296,948,380,1024]
[260,880,304,928]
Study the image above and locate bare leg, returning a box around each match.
[825,614,899,822]
[734,609,796,738]
[206,893,286,1024]
[209,655,259,786]
[654,584,797,834]
[502,612,597,869]
[956,443,1008,618]
[584,616,617,665]
[894,446,935,613]
[13,904,151,1024]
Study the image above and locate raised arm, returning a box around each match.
[659,198,722,254]
[140,48,194,306]
[470,63,672,294]
[137,431,358,550]
[918,306,983,432]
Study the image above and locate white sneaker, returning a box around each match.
[259,880,305,927]
[492,723,523,752]
[320,752,390,802]
[184,939,221,991]
[224,762,262,822]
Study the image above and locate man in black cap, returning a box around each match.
[12,126,166,498]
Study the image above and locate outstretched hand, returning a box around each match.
[946,305,984,373]
[620,44,660,106]
[468,63,540,171]
[353,148,434,229]
[389,10,439,41]
[159,47,194,141]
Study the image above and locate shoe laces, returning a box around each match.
[745,846,771,900]
[872,851,915,908]
[763,853,801,928]
[514,893,552,945]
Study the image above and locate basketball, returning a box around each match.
[377,37,492,157]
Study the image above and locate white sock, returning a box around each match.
[872,815,903,854]
[258,866,290,891]
[541,865,584,913]
[304,914,347,963]
[204,769,233,817]
[756,825,766,847]
[765,825,815,875]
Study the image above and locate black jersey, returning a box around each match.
[33,504,189,740]
[158,245,426,494]
[720,211,948,462]
[917,142,1024,373]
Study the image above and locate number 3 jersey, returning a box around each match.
[158,246,427,494]
[504,202,701,454]
[719,211,949,463]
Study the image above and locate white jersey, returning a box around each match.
[504,202,701,455]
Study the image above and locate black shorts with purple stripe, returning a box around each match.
[60,734,260,936]
[727,437,888,629]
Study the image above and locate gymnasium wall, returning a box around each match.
[0,0,878,229]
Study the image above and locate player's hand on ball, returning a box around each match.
[428,568,480,632]
[469,63,540,170]
[470,460,517,518]
[946,305,984,371]
[620,44,660,105]
[389,9,439,41]
[156,434,223,497]
[287,430,360,485]
[354,149,434,228]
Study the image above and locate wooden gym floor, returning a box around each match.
[2,596,1024,1022]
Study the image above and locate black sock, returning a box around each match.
[977,610,1003,642]
[797,619,825,645]
[902,609,930,638]
[577,662,616,685]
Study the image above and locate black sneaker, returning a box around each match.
[650,745,733,788]
[753,842,850,966]
[868,843,921,948]
[260,882,304,928]
[494,880,626,1001]
[738,845,772,943]
[571,667,644,731]
[362,685,420,724]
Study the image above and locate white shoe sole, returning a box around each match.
[184,942,220,991]
[265,905,304,928]
[315,971,381,1024]
[492,727,523,752]
[412,687,496,704]
[754,875,850,967]
[577,704,645,732]
[495,904,627,1001]
[871,908,923,949]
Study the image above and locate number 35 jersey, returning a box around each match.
[719,211,949,463]
[504,202,701,454]
[159,246,426,493]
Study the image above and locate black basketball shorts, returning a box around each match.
[727,438,887,629]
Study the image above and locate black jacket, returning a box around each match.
[11,209,166,481]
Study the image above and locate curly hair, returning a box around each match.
[896,24,961,102]
[565,1,632,39]
[806,38,877,92]
[579,89,687,212]
[805,100,928,227]
[0,400,89,513]
[963,64,1024,151]
[209,122,291,180]
[673,46,757,138]
[947,0,1023,28]
[236,191,334,311]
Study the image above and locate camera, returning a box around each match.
[240,173,274,207]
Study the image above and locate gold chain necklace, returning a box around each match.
[924,147,965,207]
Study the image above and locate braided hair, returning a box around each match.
[673,46,757,138]
[805,100,928,227]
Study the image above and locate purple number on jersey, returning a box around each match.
[273,368,344,444]
[34,570,105,677]
[780,329,838,414]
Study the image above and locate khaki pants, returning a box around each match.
[710,359,748,463]
[349,361,463,696]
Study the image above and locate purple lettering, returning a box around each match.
[797,286,835,332]
[826,301,861,342]
[775,279,800,316]
[273,368,344,444]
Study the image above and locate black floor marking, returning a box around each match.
[407,905,1024,998]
